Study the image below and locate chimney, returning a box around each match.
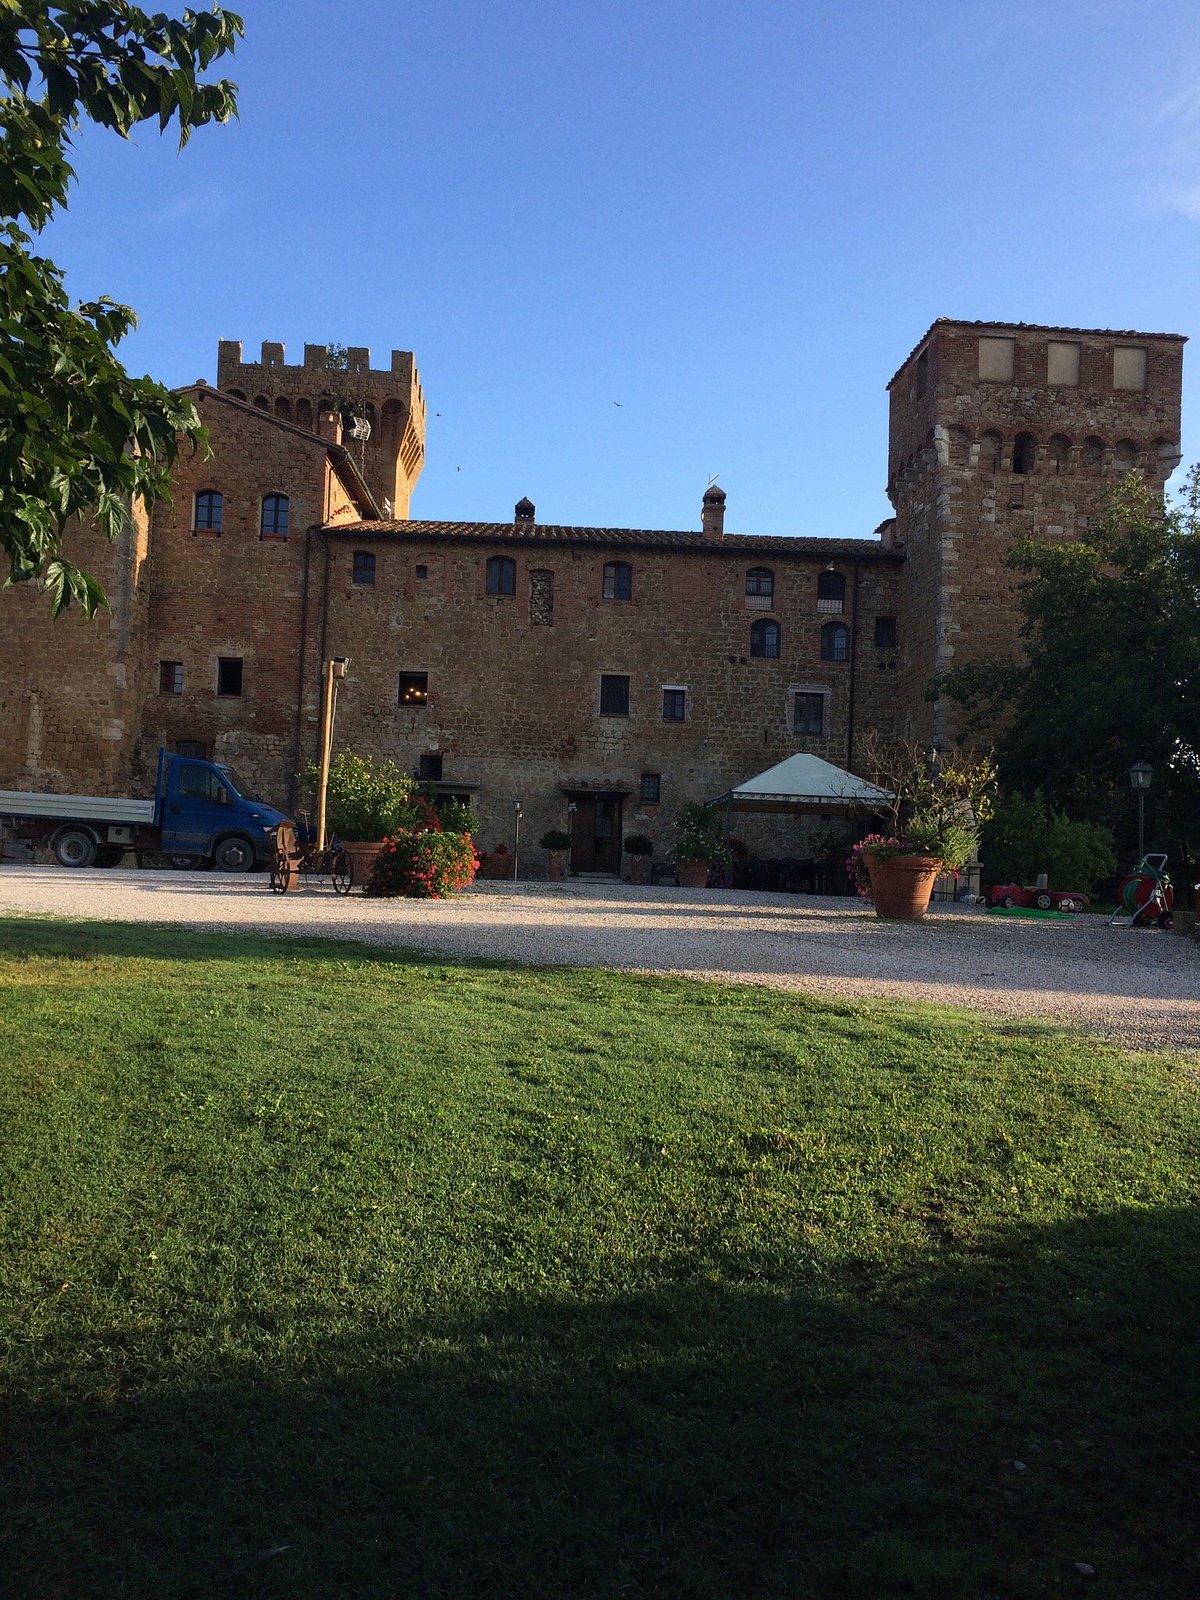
[701,484,726,538]
[317,405,343,446]
[515,497,535,524]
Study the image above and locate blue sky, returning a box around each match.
[41,0,1200,537]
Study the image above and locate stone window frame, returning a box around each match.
[598,672,631,717]
[398,671,429,708]
[816,570,845,614]
[874,615,897,650]
[159,660,184,695]
[750,619,781,659]
[662,685,687,722]
[790,685,829,738]
[602,561,633,601]
[820,621,850,663]
[260,493,290,541]
[639,772,661,803]
[216,656,243,697]
[529,567,555,626]
[193,489,223,537]
[486,555,516,597]
[352,550,377,586]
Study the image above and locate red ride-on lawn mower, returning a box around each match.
[1109,853,1174,930]
[988,882,1089,913]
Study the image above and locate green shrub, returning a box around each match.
[316,752,415,842]
[540,828,571,852]
[981,790,1116,892]
[438,798,478,836]
[672,803,723,861]
[623,833,654,856]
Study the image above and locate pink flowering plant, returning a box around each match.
[365,806,479,898]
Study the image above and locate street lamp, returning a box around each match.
[512,797,523,880]
[1128,760,1153,862]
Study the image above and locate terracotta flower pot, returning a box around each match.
[546,852,565,881]
[627,856,650,885]
[864,852,942,919]
[676,858,711,888]
[340,839,385,890]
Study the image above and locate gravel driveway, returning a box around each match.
[0,864,1196,1055]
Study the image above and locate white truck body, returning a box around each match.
[0,790,155,825]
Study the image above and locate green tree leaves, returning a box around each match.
[0,2,243,613]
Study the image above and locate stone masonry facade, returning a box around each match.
[0,318,1184,873]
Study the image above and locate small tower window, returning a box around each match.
[820,622,850,662]
[352,551,376,586]
[486,556,516,596]
[816,570,845,614]
[1013,433,1037,474]
[745,567,774,608]
[260,494,289,540]
[750,619,781,658]
[194,490,223,536]
[602,561,632,601]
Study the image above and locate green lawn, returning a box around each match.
[1,916,1198,1599]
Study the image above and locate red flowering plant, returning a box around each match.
[366,825,479,898]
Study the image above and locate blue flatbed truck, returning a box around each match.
[0,750,291,871]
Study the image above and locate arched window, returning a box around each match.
[486,556,516,596]
[1046,435,1071,475]
[1113,439,1138,471]
[194,490,223,536]
[745,567,774,608]
[820,621,849,662]
[947,427,970,467]
[1083,436,1104,470]
[260,494,289,540]
[1013,432,1037,474]
[295,398,313,429]
[816,570,845,614]
[225,387,246,402]
[750,619,781,658]
[602,561,632,600]
[253,394,269,410]
[273,397,292,420]
[978,431,1002,472]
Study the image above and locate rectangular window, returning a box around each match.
[978,336,1015,382]
[352,551,377,586]
[1047,341,1080,386]
[216,657,243,697]
[1113,346,1147,391]
[159,660,184,695]
[599,674,630,716]
[399,672,429,707]
[639,772,661,803]
[174,739,206,759]
[662,687,687,722]
[418,751,443,780]
[874,615,897,649]
[792,692,824,736]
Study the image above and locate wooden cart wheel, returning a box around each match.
[331,847,352,895]
[270,849,294,894]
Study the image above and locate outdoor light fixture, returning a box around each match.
[513,797,523,879]
[1128,760,1153,861]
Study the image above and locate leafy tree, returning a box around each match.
[979,790,1116,894]
[941,468,1200,874]
[1,2,243,614]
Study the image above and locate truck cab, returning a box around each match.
[155,752,291,871]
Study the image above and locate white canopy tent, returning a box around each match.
[708,753,893,815]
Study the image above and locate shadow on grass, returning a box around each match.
[5,1207,1198,1600]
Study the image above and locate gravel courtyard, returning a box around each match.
[0,864,1196,1054]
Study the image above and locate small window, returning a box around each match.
[599,674,630,716]
[662,687,687,722]
[639,772,661,803]
[415,564,428,580]
[820,622,849,662]
[750,619,781,658]
[874,615,897,649]
[260,494,289,540]
[745,567,774,609]
[399,672,429,707]
[792,693,824,736]
[978,336,1015,382]
[602,561,632,601]
[486,556,516,596]
[816,571,845,613]
[159,660,184,695]
[194,490,223,536]
[1047,341,1080,386]
[1113,347,1147,391]
[418,752,443,781]
[173,739,206,759]
[352,551,376,586]
[216,657,243,696]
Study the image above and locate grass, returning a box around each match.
[1,915,1198,1599]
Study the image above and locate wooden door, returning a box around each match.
[569,797,622,874]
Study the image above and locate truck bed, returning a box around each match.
[0,790,155,825]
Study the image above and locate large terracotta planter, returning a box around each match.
[864,852,942,919]
[340,839,385,890]
[545,852,565,881]
[676,858,711,888]
[627,856,651,885]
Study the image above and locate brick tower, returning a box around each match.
[215,340,426,517]
[885,319,1184,747]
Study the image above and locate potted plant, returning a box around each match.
[672,802,724,888]
[623,832,654,885]
[486,841,514,880]
[320,751,416,887]
[849,742,996,919]
[540,827,571,881]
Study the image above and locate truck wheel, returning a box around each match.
[54,829,98,869]
[213,836,255,872]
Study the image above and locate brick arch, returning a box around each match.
[947,426,971,467]
[1012,431,1038,474]
[225,387,246,401]
[1082,436,1105,470]
[978,430,1002,472]
[295,397,313,429]
[274,396,292,420]
[1046,434,1071,474]
[1113,438,1138,471]
[253,394,269,410]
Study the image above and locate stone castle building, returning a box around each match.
[0,317,1184,873]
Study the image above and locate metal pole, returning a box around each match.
[1137,789,1146,862]
[315,657,349,851]
[513,799,522,880]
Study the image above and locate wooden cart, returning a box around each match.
[269,820,353,895]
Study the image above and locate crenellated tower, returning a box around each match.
[885,318,1184,747]
[215,339,426,517]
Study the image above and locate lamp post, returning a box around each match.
[1128,760,1153,863]
[512,798,523,880]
